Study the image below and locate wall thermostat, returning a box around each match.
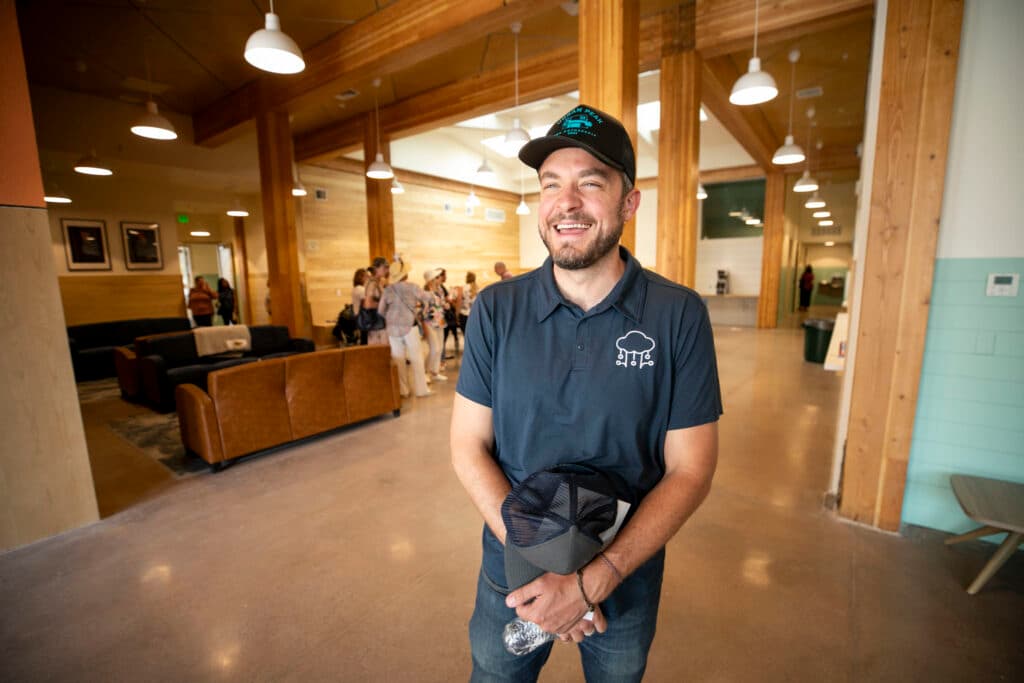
[986,273,1019,297]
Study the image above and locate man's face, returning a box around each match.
[536,147,639,271]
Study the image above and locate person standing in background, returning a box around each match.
[217,278,235,325]
[188,276,217,327]
[458,271,478,337]
[363,257,390,346]
[494,261,512,280]
[422,269,448,383]
[438,268,459,359]
[799,265,815,311]
[378,259,435,398]
[352,268,369,345]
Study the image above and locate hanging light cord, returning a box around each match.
[269,0,276,14]
[752,0,760,58]
[374,79,382,155]
[513,26,520,108]
[787,58,796,135]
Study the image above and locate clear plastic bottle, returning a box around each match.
[503,617,554,656]
[502,611,594,656]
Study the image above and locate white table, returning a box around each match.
[944,474,1024,594]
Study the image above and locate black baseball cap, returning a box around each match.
[501,464,623,591]
[518,105,636,185]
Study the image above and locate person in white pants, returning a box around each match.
[378,258,436,398]
[422,268,449,382]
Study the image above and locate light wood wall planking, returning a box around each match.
[58,274,186,326]
[298,165,519,322]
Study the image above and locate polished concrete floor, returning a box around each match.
[1,327,1021,682]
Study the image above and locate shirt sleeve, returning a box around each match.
[667,296,723,431]
[454,290,495,408]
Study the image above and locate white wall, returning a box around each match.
[696,237,764,295]
[937,0,1024,259]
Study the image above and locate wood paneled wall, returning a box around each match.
[58,275,186,326]
[298,165,519,323]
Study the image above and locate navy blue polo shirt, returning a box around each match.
[456,247,722,588]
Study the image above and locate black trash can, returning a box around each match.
[803,318,835,363]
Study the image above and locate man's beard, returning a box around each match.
[540,204,626,271]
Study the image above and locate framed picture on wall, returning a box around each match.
[120,221,162,270]
[61,218,111,270]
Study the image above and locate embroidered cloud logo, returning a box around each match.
[615,330,655,369]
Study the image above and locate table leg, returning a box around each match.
[966,532,1023,595]
[945,525,999,545]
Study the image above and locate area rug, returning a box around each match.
[77,377,122,404]
[107,412,208,478]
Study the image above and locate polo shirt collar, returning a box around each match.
[535,246,646,323]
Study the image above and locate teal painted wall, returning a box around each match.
[901,257,1024,536]
[811,267,847,306]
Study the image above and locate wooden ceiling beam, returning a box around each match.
[193,0,566,147]
[699,164,764,184]
[695,0,874,59]
[700,58,777,169]
[295,10,671,163]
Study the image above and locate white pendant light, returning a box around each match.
[502,22,531,156]
[74,151,112,176]
[476,157,496,183]
[466,188,481,208]
[745,216,761,225]
[697,183,708,200]
[390,178,405,195]
[805,193,826,209]
[291,161,307,196]
[244,0,305,75]
[700,107,709,122]
[226,199,249,217]
[516,198,530,215]
[793,170,818,193]
[730,0,777,106]
[131,100,178,141]
[131,49,177,140]
[43,182,72,204]
[772,50,804,165]
[366,78,394,180]
[818,219,835,226]
[812,210,831,218]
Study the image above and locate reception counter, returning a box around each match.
[701,294,759,327]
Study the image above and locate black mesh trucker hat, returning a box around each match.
[501,464,621,591]
[518,105,636,185]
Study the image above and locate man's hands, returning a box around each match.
[505,572,608,641]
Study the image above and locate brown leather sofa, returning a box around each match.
[176,346,401,471]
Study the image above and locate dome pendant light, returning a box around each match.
[515,166,529,215]
[366,78,395,180]
[226,199,249,217]
[131,48,177,140]
[804,193,826,209]
[245,0,305,74]
[390,178,405,195]
[793,107,818,192]
[44,183,72,204]
[476,157,496,183]
[697,183,708,200]
[291,161,307,196]
[730,0,777,106]
[74,150,112,176]
[772,50,805,165]
[502,22,531,156]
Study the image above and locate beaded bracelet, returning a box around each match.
[575,569,595,612]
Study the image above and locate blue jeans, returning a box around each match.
[469,550,665,683]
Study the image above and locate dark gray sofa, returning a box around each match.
[138,325,315,412]
[67,317,191,382]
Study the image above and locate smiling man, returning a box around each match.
[451,105,723,682]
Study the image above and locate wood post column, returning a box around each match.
[655,48,701,287]
[756,172,785,328]
[839,0,963,530]
[578,0,639,252]
[255,109,304,336]
[364,110,395,263]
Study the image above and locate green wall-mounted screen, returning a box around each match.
[701,178,766,239]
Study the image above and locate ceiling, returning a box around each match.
[17,0,875,242]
